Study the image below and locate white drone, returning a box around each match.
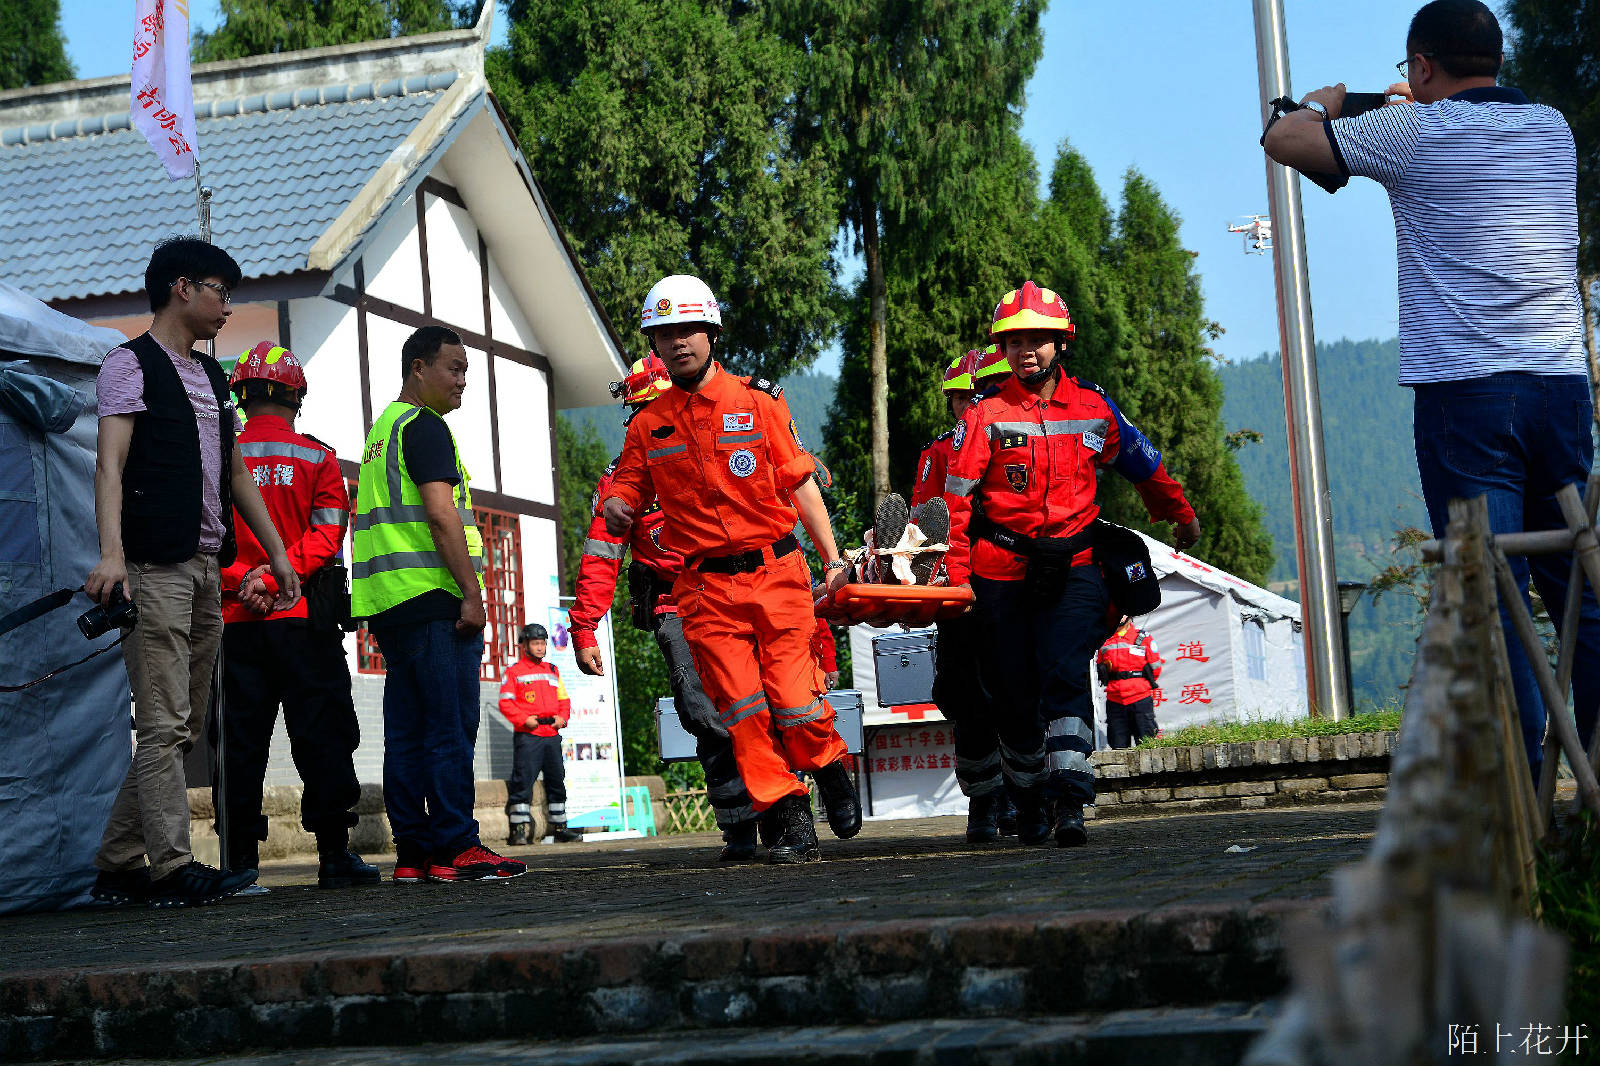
[1227,214,1272,255]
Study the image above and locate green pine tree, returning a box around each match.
[0,0,74,90]
[773,0,1045,508]
[193,0,472,62]
[1102,170,1274,584]
[488,0,839,381]
[1503,0,1600,274]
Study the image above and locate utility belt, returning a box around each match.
[626,561,675,632]
[695,533,800,575]
[303,562,357,634]
[1104,669,1148,682]
[972,512,1161,615]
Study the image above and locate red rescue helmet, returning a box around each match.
[989,281,1077,343]
[229,342,307,406]
[613,354,671,406]
[942,349,982,393]
[973,343,1011,382]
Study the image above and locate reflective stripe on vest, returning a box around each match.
[351,401,485,618]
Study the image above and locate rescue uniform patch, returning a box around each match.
[1004,464,1028,492]
[1083,430,1106,453]
[953,421,966,450]
[729,449,757,477]
[723,412,754,432]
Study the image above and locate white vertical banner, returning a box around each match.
[131,0,199,181]
[545,606,625,829]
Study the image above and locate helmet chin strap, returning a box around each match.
[657,330,718,389]
[1019,358,1059,387]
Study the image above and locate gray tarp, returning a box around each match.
[0,282,130,914]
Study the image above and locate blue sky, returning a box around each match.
[60,0,1425,371]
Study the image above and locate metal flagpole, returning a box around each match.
[1251,0,1351,720]
[194,158,233,869]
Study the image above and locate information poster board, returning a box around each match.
[546,605,624,828]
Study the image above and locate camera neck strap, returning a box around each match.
[0,586,127,694]
[0,587,78,639]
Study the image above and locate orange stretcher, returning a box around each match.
[814,583,974,627]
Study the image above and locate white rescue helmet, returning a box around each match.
[639,274,723,333]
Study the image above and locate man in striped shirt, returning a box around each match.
[1264,0,1597,782]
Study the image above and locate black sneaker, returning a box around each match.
[718,820,759,862]
[766,795,822,864]
[1054,805,1088,848]
[908,498,950,585]
[90,867,151,907]
[147,861,257,908]
[318,850,382,888]
[872,493,910,584]
[813,761,862,839]
[965,792,1001,844]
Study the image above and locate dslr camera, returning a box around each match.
[78,584,138,639]
[1261,91,1389,193]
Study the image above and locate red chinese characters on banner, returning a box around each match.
[1179,682,1212,705]
[1175,641,1210,663]
[1151,687,1167,706]
[869,725,956,773]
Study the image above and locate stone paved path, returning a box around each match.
[74,1004,1276,1065]
[1,804,1378,976]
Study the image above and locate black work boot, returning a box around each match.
[813,760,862,839]
[318,850,382,888]
[719,820,759,862]
[965,792,1001,844]
[766,796,822,864]
[1054,805,1088,848]
[507,822,533,846]
[552,825,583,843]
[758,805,783,848]
[1013,791,1052,846]
[996,790,1019,837]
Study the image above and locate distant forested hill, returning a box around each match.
[560,368,838,460]
[1219,338,1426,705]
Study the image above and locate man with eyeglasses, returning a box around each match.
[87,237,302,908]
[1263,0,1595,786]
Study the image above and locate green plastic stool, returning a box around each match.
[622,786,657,836]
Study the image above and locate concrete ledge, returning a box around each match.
[1087,732,1397,820]
[0,900,1316,1061]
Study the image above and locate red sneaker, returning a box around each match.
[427,843,526,882]
[392,842,426,884]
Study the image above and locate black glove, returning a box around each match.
[535,715,558,726]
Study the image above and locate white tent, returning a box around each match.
[848,534,1305,818]
[0,282,130,914]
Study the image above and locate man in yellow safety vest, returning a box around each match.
[352,325,524,884]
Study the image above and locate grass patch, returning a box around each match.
[1540,811,1600,1058]
[1138,709,1403,748]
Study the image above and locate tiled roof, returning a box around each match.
[0,75,455,303]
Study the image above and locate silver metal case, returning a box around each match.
[872,629,938,706]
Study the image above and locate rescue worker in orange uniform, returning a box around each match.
[944,281,1201,848]
[498,623,581,845]
[571,355,762,861]
[218,342,380,888]
[1096,618,1164,748]
[601,274,857,864]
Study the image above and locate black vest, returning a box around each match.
[118,333,237,566]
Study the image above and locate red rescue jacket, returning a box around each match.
[569,456,686,651]
[1097,623,1163,703]
[498,655,571,736]
[911,430,954,508]
[943,371,1195,584]
[222,414,348,624]
[812,616,838,673]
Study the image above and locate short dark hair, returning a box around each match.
[1407,0,1503,79]
[145,237,242,313]
[400,325,463,380]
